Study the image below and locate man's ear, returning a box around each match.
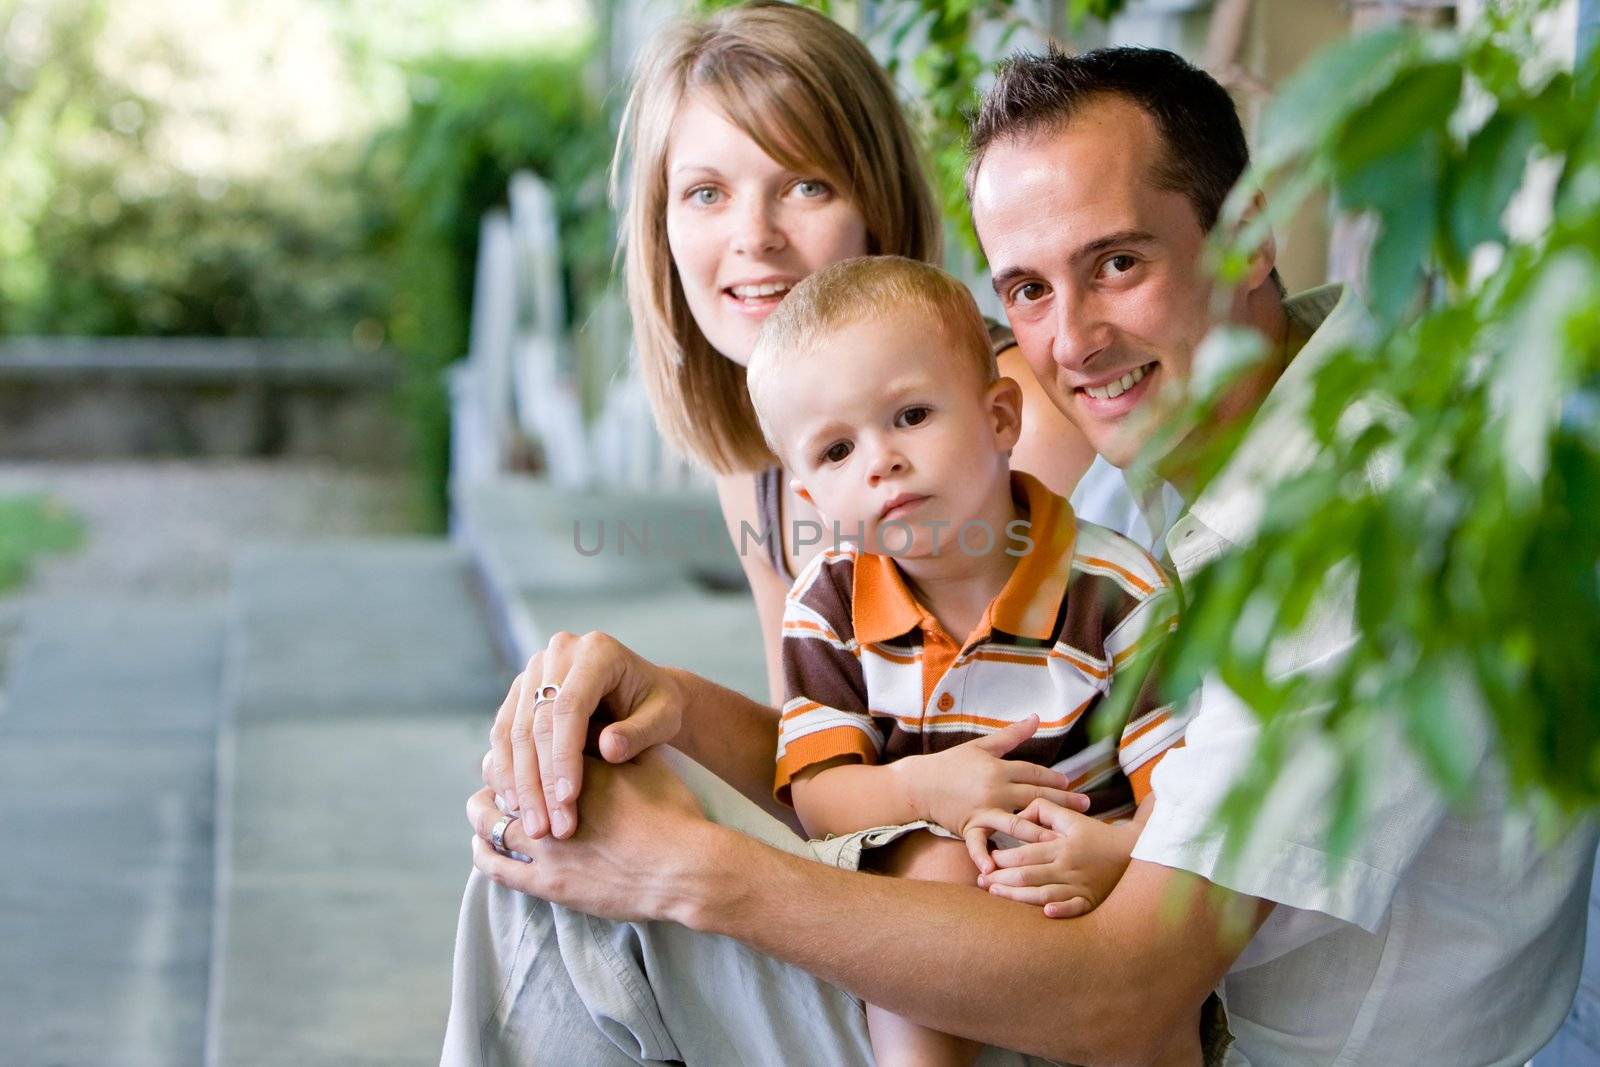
[787,478,814,506]
[988,376,1025,453]
[1238,190,1278,294]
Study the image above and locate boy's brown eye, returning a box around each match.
[823,441,852,463]
[896,406,929,427]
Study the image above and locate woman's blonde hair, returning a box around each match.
[614,0,942,474]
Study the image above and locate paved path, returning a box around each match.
[0,461,488,1067]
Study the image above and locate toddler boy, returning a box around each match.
[745,256,1196,1067]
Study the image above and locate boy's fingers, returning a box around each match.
[963,824,995,875]
[965,807,1056,844]
[990,841,1061,868]
[983,864,1058,888]
[985,882,1053,906]
[1031,787,1088,811]
[1043,897,1093,919]
[970,714,1039,756]
[1007,761,1074,791]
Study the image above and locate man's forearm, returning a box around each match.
[679,825,1256,1065]
[663,667,786,818]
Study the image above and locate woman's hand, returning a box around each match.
[484,631,684,841]
[469,750,714,925]
[963,798,1141,919]
[892,715,1087,836]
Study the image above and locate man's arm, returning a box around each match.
[473,757,1269,1067]
[690,827,1267,1065]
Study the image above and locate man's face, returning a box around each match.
[971,96,1214,470]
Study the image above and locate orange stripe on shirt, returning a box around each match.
[774,725,880,805]
[1080,555,1155,596]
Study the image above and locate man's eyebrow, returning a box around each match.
[989,230,1159,293]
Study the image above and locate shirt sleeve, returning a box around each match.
[1104,571,1184,803]
[1131,606,1490,933]
[773,565,881,806]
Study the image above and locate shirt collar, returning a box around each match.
[852,471,1076,646]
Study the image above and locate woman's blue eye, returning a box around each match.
[795,180,828,198]
[690,187,721,205]
[823,441,852,463]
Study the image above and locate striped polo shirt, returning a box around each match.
[775,472,1183,821]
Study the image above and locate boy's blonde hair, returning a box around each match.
[614,1,942,475]
[747,256,997,457]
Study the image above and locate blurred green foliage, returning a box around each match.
[0,495,84,593]
[0,0,385,338]
[0,0,614,527]
[364,47,614,525]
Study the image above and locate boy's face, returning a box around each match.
[767,312,1022,557]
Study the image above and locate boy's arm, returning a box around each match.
[789,758,920,839]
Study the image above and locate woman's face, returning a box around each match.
[664,94,870,366]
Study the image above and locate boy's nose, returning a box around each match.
[866,452,907,485]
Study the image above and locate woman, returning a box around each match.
[616,0,1098,708]
[448,5,1133,1061]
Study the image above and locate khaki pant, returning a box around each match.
[440,747,1062,1066]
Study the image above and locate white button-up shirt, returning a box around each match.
[1132,285,1598,1065]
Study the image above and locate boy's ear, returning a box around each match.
[988,375,1024,453]
[788,478,813,506]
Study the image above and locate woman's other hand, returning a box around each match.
[484,631,684,841]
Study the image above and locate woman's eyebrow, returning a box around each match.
[669,162,723,178]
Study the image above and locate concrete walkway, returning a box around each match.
[0,462,498,1067]
[208,542,504,1067]
[0,596,224,1065]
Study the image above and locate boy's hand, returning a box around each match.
[892,715,1088,835]
[963,798,1140,919]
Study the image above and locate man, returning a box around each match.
[445,48,1595,1066]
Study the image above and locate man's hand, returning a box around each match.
[484,631,684,842]
[963,798,1139,919]
[892,715,1087,835]
[469,750,716,924]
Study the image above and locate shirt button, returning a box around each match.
[936,692,955,712]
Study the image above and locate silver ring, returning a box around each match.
[532,682,561,712]
[490,812,516,856]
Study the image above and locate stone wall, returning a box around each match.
[0,340,407,466]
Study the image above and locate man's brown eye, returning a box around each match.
[1109,255,1136,273]
[1016,282,1045,302]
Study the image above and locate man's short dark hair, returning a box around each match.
[968,46,1247,235]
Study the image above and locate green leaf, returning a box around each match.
[1256,26,1416,170]
[1333,62,1461,182]
[1445,113,1535,258]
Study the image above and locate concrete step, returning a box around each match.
[208,541,508,1067]
[0,596,226,1067]
[455,476,768,699]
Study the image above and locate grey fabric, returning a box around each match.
[441,748,1060,1066]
